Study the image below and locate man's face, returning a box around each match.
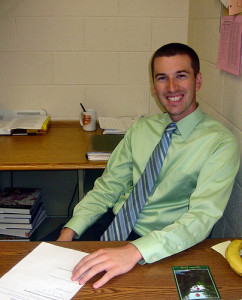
[153,54,202,122]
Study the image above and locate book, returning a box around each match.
[0,201,44,223]
[0,187,43,214]
[0,213,32,223]
[86,134,124,161]
[0,204,44,229]
[0,115,50,135]
[0,234,30,241]
[0,209,47,238]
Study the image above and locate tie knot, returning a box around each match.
[165,122,177,133]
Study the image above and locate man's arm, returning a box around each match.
[62,128,134,239]
[57,227,77,241]
[71,244,142,289]
[131,135,240,264]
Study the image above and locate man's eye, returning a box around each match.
[157,76,166,81]
[177,74,186,79]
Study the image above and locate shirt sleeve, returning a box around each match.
[64,129,134,238]
[131,135,240,264]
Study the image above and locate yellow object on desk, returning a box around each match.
[0,115,50,135]
[25,116,50,135]
[225,239,242,276]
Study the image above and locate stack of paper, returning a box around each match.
[0,242,87,300]
[99,116,138,134]
[0,115,50,135]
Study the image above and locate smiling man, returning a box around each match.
[57,43,240,289]
[152,44,202,122]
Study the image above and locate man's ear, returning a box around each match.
[152,84,157,95]
[195,72,202,91]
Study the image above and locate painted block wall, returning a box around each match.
[0,0,189,119]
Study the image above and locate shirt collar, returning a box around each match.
[165,104,204,140]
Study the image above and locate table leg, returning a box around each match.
[77,170,85,201]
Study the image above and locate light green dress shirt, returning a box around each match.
[65,106,240,264]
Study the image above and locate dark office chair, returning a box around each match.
[210,172,242,238]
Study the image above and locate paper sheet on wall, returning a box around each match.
[216,15,242,76]
[0,242,88,300]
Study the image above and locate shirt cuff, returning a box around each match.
[64,215,89,239]
[130,234,165,264]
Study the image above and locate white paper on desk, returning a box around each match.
[9,116,48,129]
[211,240,231,258]
[211,240,242,258]
[99,116,138,134]
[0,242,88,300]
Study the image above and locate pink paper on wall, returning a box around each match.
[217,15,242,76]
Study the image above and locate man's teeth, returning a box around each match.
[167,96,182,102]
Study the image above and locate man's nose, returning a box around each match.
[167,78,178,92]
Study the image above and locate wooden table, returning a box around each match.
[0,121,107,200]
[0,121,106,171]
[0,239,241,299]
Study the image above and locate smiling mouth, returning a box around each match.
[166,95,183,102]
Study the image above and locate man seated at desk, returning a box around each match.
[57,43,240,289]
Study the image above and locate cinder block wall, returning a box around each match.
[0,0,188,119]
[188,0,241,237]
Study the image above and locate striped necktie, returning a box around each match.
[100,122,177,241]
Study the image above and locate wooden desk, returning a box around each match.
[0,121,106,171]
[0,121,107,201]
[0,239,241,299]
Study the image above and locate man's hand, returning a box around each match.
[71,244,142,289]
[57,227,77,241]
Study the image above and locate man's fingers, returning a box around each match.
[73,250,101,273]
[92,269,118,289]
[77,260,114,286]
[72,250,109,281]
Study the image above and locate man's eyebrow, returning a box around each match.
[177,70,189,74]
[155,73,166,79]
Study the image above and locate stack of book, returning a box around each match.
[0,187,46,240]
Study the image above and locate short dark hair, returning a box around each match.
[151,43,200,80]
